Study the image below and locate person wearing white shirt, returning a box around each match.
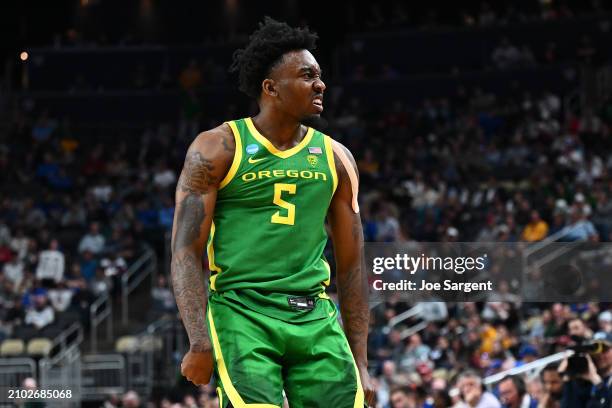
[9,229,29,260]
[25,295,55,330]
[36,239,65,283]
[78,222,106,254]
[2,253,24,290]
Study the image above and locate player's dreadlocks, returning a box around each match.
[230,17,318,99]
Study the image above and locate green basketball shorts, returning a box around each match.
[206,292,365,408]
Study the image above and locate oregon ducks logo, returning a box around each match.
[307,154,318,167]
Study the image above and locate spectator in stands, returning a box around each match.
[498,376,537,408]
[24,294,55,330]
[78,222,105,254]
[3,295,25,331]
[36,238,65,285]
[597,311,612,337]
[559,347,612,408]
[400,333,431,372]
[560,206,599,242]
[122,390,141,408]
[389,385,418,408]
[48,281,73,313]
[526,375,544,406]
[80,250,98,282]
[375,360,398,407]
[158,195,175,231]
[2,249,24,290]
[521,211,549,242]
[539,363,562,408]
[153,160,177,190]
[455,371,501,408]
[9,228,29,260]
[491,38,521,70]
[375,202,401,242]
[568,317,593,340]
[151,274,176,317]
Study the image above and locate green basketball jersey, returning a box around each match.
[207,117,338,322]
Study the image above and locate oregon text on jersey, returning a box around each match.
[241,169,328,182]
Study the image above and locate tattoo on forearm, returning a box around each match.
[173,194,205,252]
[171,251,210,350]
[337,215,369,365]
[171,188,210,350]
[177,152,218,194]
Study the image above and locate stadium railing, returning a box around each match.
[483,350,573,386]
[39,323,83,404]
[383,303,424,335]
[0,358,37,404]
[89,290,113,352]
[121,246,157,325]
[523,228,572,274]
[81,353,126,401]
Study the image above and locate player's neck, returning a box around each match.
[251,110,306,148]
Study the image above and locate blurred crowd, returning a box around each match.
[329,87,612,245]
[0,107,171,341]
[364,300,612,408]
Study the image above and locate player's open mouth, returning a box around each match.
[313,98,323,112]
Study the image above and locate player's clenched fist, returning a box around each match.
[181,349,214,385]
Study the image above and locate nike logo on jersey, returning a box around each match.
[248,156,266,164]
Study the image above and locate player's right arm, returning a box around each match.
[170,124,234,385]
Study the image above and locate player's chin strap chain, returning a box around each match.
[331,141,360,214]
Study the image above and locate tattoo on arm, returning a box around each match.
[337,214,369,366]
[177,152,217,194]
[171,149,220,352]
[173,194,205,253]
[171,249,210,351]
[221,134,232,152]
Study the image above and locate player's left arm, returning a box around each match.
[327,140,374,405]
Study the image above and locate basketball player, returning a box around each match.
[171,17,373,407]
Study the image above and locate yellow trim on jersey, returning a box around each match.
[245,117,314,159]
[324,135,338,194]
[219,121,243,189]
[207,222,222,291]
[348,343,365,408]
[207,307,280,408]
[216,387,223,407]
[322,259,331,286]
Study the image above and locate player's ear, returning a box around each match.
[262,79,278,97]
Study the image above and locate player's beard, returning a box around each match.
[301,114,328,131]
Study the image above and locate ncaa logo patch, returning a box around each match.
[246,144,259,155]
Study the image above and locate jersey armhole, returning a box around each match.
[219,121,243,189]
[331,140,360,214]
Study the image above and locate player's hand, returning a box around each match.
[181,347,214,386]
[358,366,375,407]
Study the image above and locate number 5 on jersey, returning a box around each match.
[271,183,296,225]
